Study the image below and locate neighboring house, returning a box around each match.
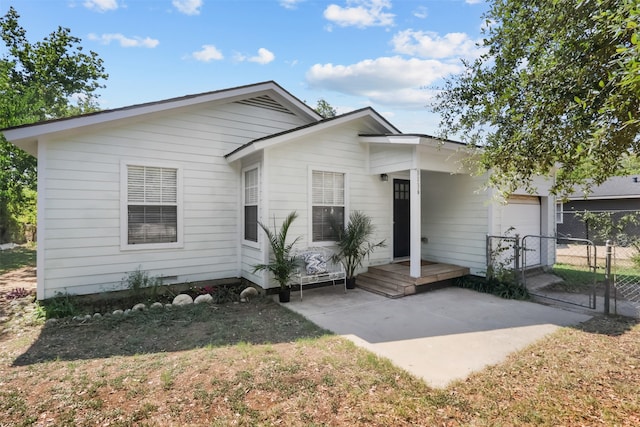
[1,81,557,300]
[558,176,640,241]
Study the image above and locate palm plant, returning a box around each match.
[332,211,385,287]
[252,211,301,297]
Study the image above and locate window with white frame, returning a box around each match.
[125,164,179,246]
[556,202,564,224]
[312,170,345,242]
[244,166,259,242]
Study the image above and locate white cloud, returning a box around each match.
[173,0,203,15]
[88,33,159,48]
[83,0,119,12]
[280,0,304,9]
[465,0,484,4]
[413,6,428,19]
[234,48,275,65]
[248,48,275,64]
[306,56,461,108]
[391,29,484,60]
[192,45,224,62]
[324,0,394,29]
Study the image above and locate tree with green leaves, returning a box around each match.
[315,98,337,119]
[0,6,108,242]
[435,0,640,198]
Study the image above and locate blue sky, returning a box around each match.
[3,0,489,134]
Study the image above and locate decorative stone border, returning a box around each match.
[44,287,261,325]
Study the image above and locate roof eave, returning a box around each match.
[2,81,322,149]
[226,107,398,163]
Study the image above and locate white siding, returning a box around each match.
[420,171,489,275]
[369,145,413,174]
[39,101,309,298]
[250,121,393,289]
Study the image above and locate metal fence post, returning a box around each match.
[514,234,520,282]
[604,240,612,315]
[486,235,491,278]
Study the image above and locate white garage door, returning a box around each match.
[503,195,541,266]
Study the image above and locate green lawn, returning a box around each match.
[0,245,36,274]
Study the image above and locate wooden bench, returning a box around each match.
[294,247,346,300]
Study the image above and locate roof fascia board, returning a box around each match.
[359,134,467,152]
[567,195,640,201]
[226,108,394,163]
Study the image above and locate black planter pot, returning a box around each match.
[346,277,356,289]
[278,287,291,303]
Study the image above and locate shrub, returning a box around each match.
[40,292,81,319]
[4,287,31,300]
[456,275,530,300]
[122,266,162,300]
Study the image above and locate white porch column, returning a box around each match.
[409,168,421,278]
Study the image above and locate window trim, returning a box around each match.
[120,160,184,251]
[556,202,564,224]
[308,167,348,245]
[242,163,261,248]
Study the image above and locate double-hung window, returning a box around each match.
[123,163,182,249]
[244,166,259,243]
[312,170,345,242]
[556,202,564,224]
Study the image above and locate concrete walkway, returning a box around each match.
[281,286,592,388]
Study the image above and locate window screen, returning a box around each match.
[127,165,178,244]
[312,171,344,241]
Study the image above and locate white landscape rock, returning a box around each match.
[132,303,147,312]
[112,309,124,316]
[172,294,193,306]
[194,294,213,304]
[150,302,164,310]
[240,287,259,301]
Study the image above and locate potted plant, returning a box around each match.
[332,211,386,289]
[252,211,301,302]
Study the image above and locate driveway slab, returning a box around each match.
[282,286,592,388]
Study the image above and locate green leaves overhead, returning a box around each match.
[435,0,640,197]
[0,6,108,242]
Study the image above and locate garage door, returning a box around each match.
[503,195,541,266]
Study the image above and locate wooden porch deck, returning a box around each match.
[357,261,470,298]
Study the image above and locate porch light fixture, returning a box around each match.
[380,174,389,182]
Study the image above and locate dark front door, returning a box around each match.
[393,179,410,258]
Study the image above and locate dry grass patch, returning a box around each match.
[451,315,640,426]
[1,264,639,426]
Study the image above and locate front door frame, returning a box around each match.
[393,178,411,259]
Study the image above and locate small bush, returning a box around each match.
[4,287,31,300]
[191,283,244,304]
[122,266,162,300]
[456,275,530,300]
[40,292,82,319]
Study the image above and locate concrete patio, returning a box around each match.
[281,286,592,388]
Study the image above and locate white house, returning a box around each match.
[1,81,556,300]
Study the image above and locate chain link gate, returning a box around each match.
[610,243,640,318]
[487,234,599,309]
[522,236,598,309]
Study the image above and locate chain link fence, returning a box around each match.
[487,228,640,317]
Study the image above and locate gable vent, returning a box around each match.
[235,95,295,115]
